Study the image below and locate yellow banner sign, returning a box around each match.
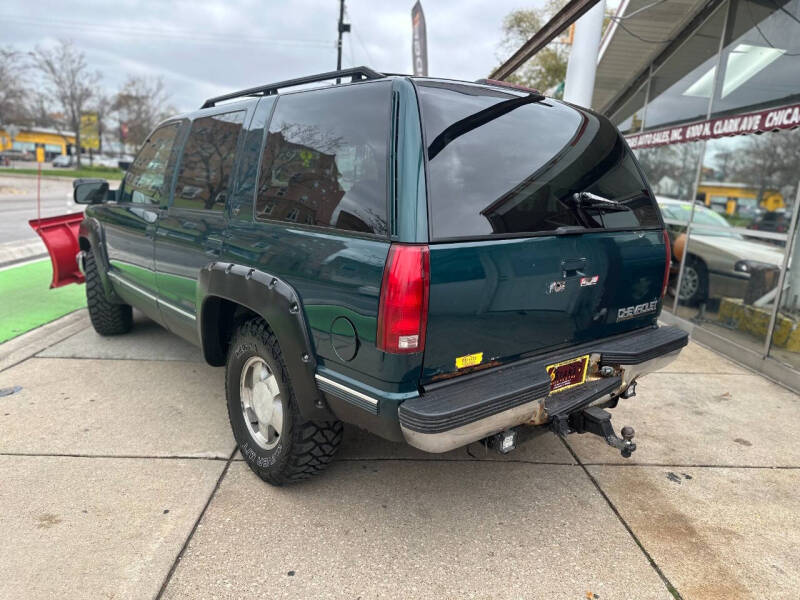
[80,113,100,150]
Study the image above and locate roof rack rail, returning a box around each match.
[201,66,385,108]
[474,78,542,95]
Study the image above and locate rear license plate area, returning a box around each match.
[546,355,589,394]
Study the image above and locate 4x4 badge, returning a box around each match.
[580,275,599,287]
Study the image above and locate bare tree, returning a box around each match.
[727,129,800,204]
[93,92,111,155]
[30,40,100,167]
[0,46,29,126]
[112,75,174,152]
[495,1,616,95]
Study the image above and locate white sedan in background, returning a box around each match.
[657,197,783,305]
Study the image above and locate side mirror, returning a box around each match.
[73,178,110,205]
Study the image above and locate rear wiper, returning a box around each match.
[427,92,545,160]
[569,192,631,212]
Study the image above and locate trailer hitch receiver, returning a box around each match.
[569,406,637,458]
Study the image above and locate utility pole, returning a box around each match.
[336,0,350,82]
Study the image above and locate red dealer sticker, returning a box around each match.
[625,102,800,150]
[546,355,589,394]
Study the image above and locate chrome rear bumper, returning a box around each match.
[400,326,687,453]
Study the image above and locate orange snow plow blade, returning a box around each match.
[28,212,85,288]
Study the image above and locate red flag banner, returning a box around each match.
[625,102,800,149]
[411,1,428,77]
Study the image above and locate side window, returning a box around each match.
[173,111,246,210]
[255,82,390,235]
[120,123,181,205]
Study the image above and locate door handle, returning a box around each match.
[561,258,586,277]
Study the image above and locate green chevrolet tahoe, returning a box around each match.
[70,68,688,485]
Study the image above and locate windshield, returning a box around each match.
[415,80,662,239]
[658,200,742,238]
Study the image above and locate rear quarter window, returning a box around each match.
[255,81,391,235]
[416,81,662,239]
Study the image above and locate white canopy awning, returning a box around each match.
[593,0,713,113]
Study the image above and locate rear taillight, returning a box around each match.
[661,229,671,298]
[377,244,430,354]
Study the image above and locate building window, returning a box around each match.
[611,81,648,135]
[711,0,800,116]
[644,5,727,129]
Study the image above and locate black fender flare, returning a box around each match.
[78,217,123,303]
[197,262,332,421]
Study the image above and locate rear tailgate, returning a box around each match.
[414,80,667,382]
[424,230,666,380]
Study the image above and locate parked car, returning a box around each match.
[116,154,135,170]
[749,210,790,234]
[52,154,75,168]
[60,68,687,485]
[657,197,783,304]
[88,155,122,168]
[0,149,34,162]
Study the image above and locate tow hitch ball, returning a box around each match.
[569,406,637,458]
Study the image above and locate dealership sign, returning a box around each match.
[626,102,800,149]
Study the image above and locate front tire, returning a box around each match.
[226,317,343,485]
[678,255,709,306]
[85,251,133,335]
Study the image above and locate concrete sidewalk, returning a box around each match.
[1,310,798,599]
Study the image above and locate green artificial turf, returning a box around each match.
[0,258,86,343]
[0,166,124,180]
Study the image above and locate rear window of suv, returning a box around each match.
[415,81,662,240]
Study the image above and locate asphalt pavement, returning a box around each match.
[1,309,798,599]
[0,175,80,244]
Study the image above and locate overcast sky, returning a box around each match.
[3,0,546,112]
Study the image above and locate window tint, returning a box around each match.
[120,123,181,204]
[173,111,245,210]
[255,82,390,235]
[416,81,662,239]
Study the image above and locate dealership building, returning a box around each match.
[498,0,800,386]
[0,126,75,159]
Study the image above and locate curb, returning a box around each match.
[0,172,78,183]
[0,172,123,183]
[0,309,90,373]
[0,240,47,269]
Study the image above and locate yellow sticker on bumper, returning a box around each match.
[455,352,483,369]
